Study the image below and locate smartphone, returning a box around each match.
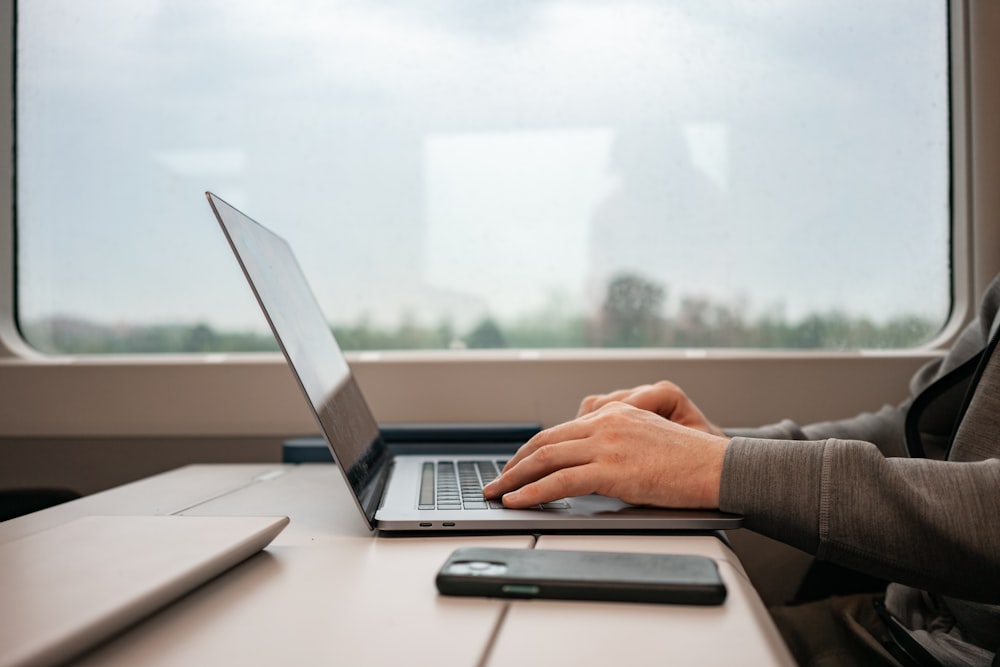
[436,547,726,605]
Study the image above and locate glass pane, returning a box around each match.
[16,0,950,353]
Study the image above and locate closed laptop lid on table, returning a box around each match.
[0,514,288,667]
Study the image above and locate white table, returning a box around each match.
[0,464,794,666]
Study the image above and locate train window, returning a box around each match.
[15,1,950,353]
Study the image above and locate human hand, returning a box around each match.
[577,380,726,437]
[482,401,730,510]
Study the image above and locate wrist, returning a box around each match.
[700,436,730,508]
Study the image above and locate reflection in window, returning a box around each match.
[16,1,950,352]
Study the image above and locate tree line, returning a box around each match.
[21,273,939,354]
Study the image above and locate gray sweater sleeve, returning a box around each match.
[719,437,1000,602]
[725,405,910,457]
[716,274,1000,602]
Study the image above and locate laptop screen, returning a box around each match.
[207,193,387,527]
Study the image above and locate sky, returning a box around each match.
[16,0,951,339]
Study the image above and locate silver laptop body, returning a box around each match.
[206,192,742,533]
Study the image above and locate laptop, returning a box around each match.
[0,514,288,667]
[206,192,742,533]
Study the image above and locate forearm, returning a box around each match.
[720,436,1000,603]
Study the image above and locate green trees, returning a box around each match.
[597,274,667,347]
[21,273,938,354]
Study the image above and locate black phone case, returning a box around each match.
[436,547,727,605]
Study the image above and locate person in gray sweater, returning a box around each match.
[484,276,1000,666]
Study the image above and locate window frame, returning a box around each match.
[1,0,997,440]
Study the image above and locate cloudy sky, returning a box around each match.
[16,0,950,340]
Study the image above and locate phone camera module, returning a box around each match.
[447,560,508,576]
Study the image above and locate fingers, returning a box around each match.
[577,387,641,417]
[486,403,643,506]
[578,381,685,418]
[491,462,604,509]
[501,410,602,472]
[577,381,721,434]
[495,430,578,481]
[485,419,604,506]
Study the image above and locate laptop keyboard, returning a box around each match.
[417,460,570,511]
